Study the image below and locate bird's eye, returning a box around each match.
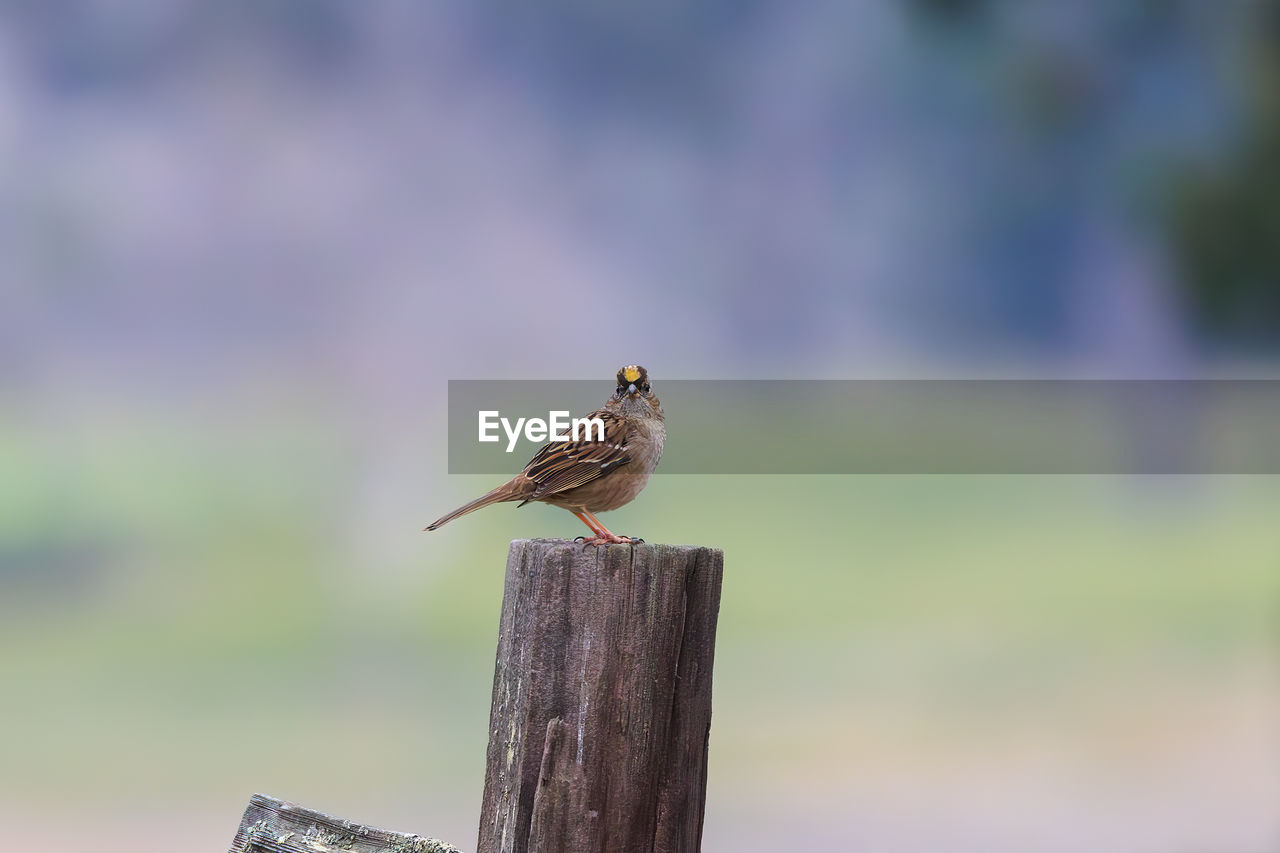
[642,383,650,392]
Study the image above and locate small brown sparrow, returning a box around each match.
[425,365,665,545]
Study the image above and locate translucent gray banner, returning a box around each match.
[446,380,1280,474]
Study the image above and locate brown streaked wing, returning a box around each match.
[518,408,631,501]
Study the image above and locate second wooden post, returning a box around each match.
[477,538,724,853]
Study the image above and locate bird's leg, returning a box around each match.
[578,509,638,545]
[571,511,610,543]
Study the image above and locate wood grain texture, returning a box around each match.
[478,539,724,853]
[229,793,460,853]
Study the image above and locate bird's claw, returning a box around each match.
[577,534,643,546]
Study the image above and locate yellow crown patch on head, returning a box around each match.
[622,366,642,383]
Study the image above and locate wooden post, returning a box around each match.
[229,793,460,853]
[477,539,724,853]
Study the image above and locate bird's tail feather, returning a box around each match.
[424,483,520,531]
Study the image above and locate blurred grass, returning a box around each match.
[1,414,1277,843]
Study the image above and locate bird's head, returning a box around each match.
[615,364,651,398]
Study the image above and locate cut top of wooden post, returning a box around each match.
[479,538,724,853]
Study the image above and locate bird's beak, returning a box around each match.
[627,383,638,395]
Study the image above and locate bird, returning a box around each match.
[425,365,665,545]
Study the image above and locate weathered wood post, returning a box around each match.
[230,793,460,853]
[478,539,724,853]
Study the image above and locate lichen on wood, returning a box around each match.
[229,793,461,853]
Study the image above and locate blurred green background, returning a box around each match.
[3,2,1279,852]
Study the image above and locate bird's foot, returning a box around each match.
[576,533,642,546]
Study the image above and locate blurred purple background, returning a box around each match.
[9,0,1272,393]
